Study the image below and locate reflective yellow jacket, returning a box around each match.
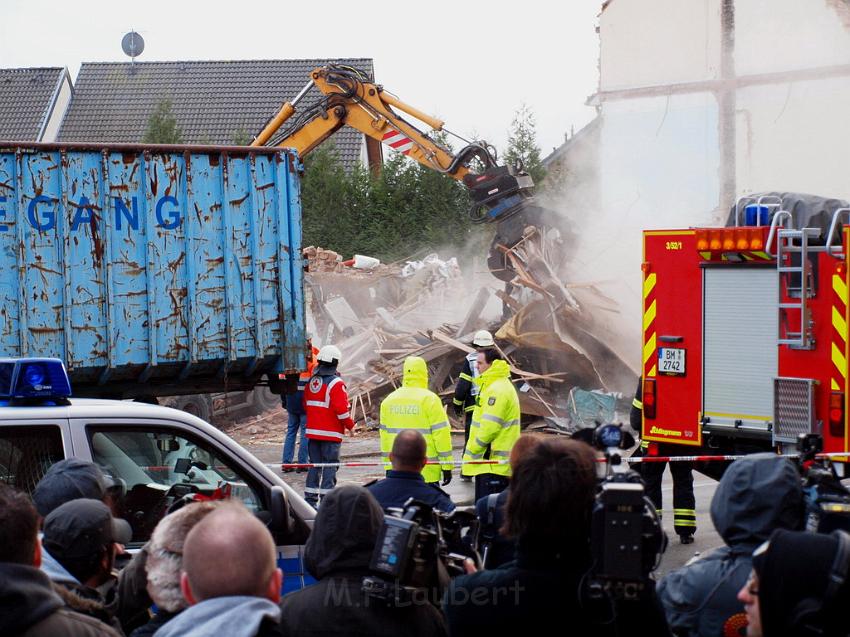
[462,359,521,477]
[379,357,453,483]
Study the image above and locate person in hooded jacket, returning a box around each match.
[379,356,454,487]
[278,485,448,637]
[444,438,670,636]
[657,453,803,637]
[0,485,121,637]
[738,529,850,637]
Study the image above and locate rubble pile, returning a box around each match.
[306,232,637,433]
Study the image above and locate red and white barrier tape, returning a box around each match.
[271,453,800,470]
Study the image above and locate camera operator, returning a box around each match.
[658,453,803,637]
[443,438,670,636]
[279,485,447,637]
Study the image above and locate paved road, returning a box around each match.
[244,430,723,576]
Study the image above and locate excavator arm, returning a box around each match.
[251,64,534,225]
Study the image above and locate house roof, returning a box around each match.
[0,67,67,141]
[542,116,601,168]
[57,58,374,169]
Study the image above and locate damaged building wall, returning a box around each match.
[580,0,850,370]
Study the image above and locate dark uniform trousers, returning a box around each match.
[639,442,697,537]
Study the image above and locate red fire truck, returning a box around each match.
[641,193,850,456]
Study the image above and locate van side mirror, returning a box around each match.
[269,486,293,537]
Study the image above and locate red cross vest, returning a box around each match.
[304,374,355,441]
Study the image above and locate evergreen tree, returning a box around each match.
[503,103,546,185]
[143,99,183,144]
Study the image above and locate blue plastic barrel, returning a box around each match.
[744,204,770,226]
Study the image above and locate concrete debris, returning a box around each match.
[305,230,637,428]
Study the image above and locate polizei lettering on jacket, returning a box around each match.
[387,404,421,416]
[0,195,182,232]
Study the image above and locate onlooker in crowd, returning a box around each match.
[40,499,128,633]
[155,504,284,637]
[282,334,318,472]
[368,429,455,513]
[658,453,803,637]
[738,529,850,637]
[279,485,447,636]
[33,458,116,519]
[0,485,121,637]
[461,348,521,500]
[474,433,543,569]
[380,356,454,487]
[444,438,670,636]
[128,502,219,637]
[32,458,144,633]
[303,344,357,508]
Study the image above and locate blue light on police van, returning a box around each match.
[0,358,72,400]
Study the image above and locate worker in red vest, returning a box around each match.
[303,344,356,507]
[282,335,319,472]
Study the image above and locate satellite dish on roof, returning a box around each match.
[122,31,145,61]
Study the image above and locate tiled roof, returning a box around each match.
[57,58,374,169]
[0,67,66,140]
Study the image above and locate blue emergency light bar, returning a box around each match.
[0,358,72,399]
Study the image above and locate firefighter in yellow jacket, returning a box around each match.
[379,356,454,485]
[462,348,521,501]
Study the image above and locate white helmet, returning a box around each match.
[316,344,342,364]
[472,330,494,347]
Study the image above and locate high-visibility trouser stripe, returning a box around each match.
[306,429,343,440]
[633,398,643,410]
[453,398,463,406]
[304,487,333,495]
[459,373,474,382]
[464,405,475,413]
[673,509,697,527]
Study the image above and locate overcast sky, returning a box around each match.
[0,0,601,157]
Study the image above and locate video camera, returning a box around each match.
[796,434,850,533]
[574,423,667,602]
[362,499,479,604]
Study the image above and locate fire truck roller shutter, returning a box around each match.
[703,267,778,435]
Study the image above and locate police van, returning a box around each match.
[0,357,317,593]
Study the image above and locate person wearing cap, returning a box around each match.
[657,453,803,637]
[40,498,130,632]
[453,331,494,484]
[738,529,850,637]
[303,344,356,508]
[282,334,319,473]
[379,356,454,487]
[33,458,113,519]
[0,484,122,637]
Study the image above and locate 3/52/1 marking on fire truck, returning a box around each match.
[658,348,685,375]
[665,241,683,250]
